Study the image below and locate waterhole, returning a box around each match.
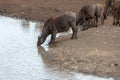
[0,16,114,80]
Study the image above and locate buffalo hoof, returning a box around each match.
[116,22,119,25]
[71,36,77,39]
[113,22,115,25]
[49,41,55,45]
[49,42,56,47]
[81,28,86,31]
[75,36,77,39]
[95,25,98,28]
[71,37,74,39]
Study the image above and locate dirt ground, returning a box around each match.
[0,0,120,78]
[0,0,103,21]
[47,23,120,78]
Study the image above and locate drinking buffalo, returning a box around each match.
[76,3,106,30]
[37,11,78,46]
[112,1,120,25]
[105,0,115,15]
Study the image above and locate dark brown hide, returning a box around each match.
[105,0,115,15]
[77,3,106,30]
[112,1,120,25]
[37,11,78,46]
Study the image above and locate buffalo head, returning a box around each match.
[37,18,53,46]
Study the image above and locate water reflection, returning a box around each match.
[21,20,30,28]
[35,22,44,30]
[0,16,114,80]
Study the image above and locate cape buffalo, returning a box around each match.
[37,11,78,46]
[112,1,120,25]
[105,0,115,15]
[76,3,106,30]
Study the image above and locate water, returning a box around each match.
[0,16,114,80]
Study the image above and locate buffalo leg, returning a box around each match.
[82,17,87,31]
[119,18,120,26]
[70,22,78,39]
[113,14,116,25]
[49,31,57,44]
[93,18,97,27]
[101,16,104,25]
[116,17,119,25]
[118,17,120,26]
[96,18,98,27]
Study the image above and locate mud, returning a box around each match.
[0,0,120,79]
[0,0,104,21]
[48,24,120,78]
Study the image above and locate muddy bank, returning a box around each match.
[45,24,120,78]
